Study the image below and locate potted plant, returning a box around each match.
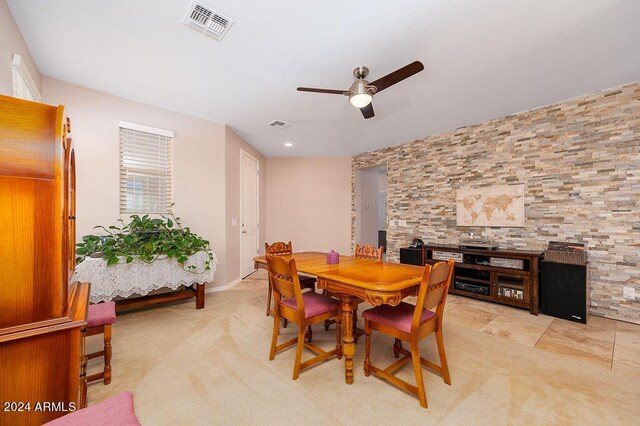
[76,210,214,273]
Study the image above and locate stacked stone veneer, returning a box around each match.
[352,83,640,323]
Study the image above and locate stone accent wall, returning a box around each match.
[352,82,640,324]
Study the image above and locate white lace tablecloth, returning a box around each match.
[74,251,217,303]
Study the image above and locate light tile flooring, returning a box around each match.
[443,293,640,372]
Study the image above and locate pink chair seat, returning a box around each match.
[87,302,116,327]
[280,292,339,318]
[362,302,435,333]
[44,391,140,425]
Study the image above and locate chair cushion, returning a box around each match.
[87,302,117,327]
[44,391,140,425]
[362,302,435,333]
[280,292,339,318]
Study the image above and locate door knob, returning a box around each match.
[242,230,247,234]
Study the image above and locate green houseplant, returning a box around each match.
[76,211,214,273]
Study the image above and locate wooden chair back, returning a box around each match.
[413,260,454,327]
[265,255,304,316]
[354,244,384,261]
[265,241,293,256]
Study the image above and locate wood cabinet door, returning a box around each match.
[63,120,76,283]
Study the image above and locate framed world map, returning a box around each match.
[456,184,525,227]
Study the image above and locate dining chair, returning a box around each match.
[266,255,342,380]
[363,259,454,408]
[325,244,385,342]
[354,243,384,261]
[86,301,116,385]
[265,241,316,319]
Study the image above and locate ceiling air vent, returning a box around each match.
[183,1,234,40]
[267,120,292,129]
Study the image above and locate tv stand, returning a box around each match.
[422,244,542,315]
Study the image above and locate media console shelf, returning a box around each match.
[423,244,543,315]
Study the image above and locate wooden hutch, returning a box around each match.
[0,94,88,425]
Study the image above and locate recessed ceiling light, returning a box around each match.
[284,142,293,147]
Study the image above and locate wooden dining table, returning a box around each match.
[254,251,425,384]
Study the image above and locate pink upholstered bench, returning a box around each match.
[44,391,140,425]
[87,301,116,384]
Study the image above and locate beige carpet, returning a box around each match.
[86,271,640,425]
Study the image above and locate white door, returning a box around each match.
[240,152,259,278]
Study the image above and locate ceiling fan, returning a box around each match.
[297,61,424,119]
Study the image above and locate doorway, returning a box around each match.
[240,151,259,278]
[354,165,387,255]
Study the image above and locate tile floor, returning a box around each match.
[444,293,640,373]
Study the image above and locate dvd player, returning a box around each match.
[454,281,490,295]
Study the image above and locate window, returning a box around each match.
[12,54,41,102]
[119,121,174,214]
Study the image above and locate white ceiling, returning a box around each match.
[8,0,640,157]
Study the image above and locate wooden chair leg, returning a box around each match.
[323,289,333,331]
[305,325,313,342]
[411,343,427,409]
[269,313,280,361]
[266,281,273,316]
[393,338,402,358]
[352,305,358,338]
[364,320,371,376]
[292,325,306,380]
[436,328,451,385]
[335,312,342,360]
[103,324,113,385]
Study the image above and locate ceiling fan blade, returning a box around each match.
[297,87,347,95]
[360,103,375,119]
[369,61,424,93]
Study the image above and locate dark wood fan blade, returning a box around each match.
[360,103,375,119]
[297,87,347,95]
[369,61,424,93]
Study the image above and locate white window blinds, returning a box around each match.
[12,54,41,102]
[119,122,174,214]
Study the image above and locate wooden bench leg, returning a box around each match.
[195,283,205,309]
[104,324,112,385]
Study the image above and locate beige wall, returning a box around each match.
[225,127,266,283]
[43,77,228,287]
[0,0,41,96]
[266,157,351,255]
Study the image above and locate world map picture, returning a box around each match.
[456,184,525,227]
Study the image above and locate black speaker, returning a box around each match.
[541,261,589,324]
[399,247,424,266]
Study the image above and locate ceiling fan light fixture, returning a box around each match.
[349,79,373,108]
[350,93,372,108]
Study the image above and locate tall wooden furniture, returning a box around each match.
[422,244,542,314]
[265,255,342,380]
[0,95,89,425]
[363,260,454,409]
[264,241,316,317]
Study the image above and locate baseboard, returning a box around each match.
[205,277,242,293]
